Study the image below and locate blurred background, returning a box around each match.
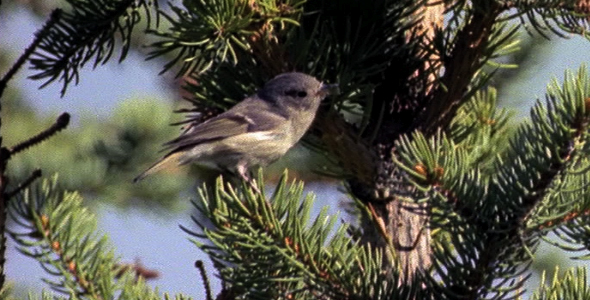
[1,1,590,298]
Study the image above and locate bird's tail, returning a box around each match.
[133,152,184,183]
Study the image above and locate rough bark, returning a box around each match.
[361,0,445,283]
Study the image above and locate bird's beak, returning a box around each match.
[317,83,339,98]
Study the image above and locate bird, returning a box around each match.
[133,72,336,189]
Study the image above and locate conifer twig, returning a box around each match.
[4,169,42,200]
[0,9,62,99]
[421,3,501,133]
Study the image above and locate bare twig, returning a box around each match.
[115,260,160,280]
[195,260,213,300]
[9,112,70,156]
[0,148,7,288]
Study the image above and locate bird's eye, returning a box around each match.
[285,90,307,98]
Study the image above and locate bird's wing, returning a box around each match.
[163,99,287,150]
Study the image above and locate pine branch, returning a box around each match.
[498,67,590,228]
[502,0,590,39]
[0,9,62,99]
[9,177,118,297]
[7,176,187,299]
[28,0,158,96]
[394,130,532,299]
[184,172,414,299]
[29,290,68,300]
[517,69,590,258]
[392,66,590,298]
[420,1,504,133]
[530,267,590,300]
[345,0,445,286]
[148,0,304,76]
[4,169,42,200]
[448,87,512,173]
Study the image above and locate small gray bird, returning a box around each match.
[133,72,336,185]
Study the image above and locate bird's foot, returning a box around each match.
[237,166,262,194]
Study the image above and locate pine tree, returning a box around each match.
[3,0,590,299]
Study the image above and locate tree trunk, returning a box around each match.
[354,0,443,283]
